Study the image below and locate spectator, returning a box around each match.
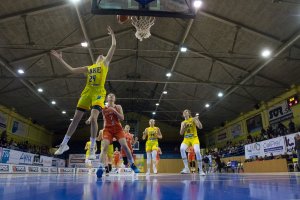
[261,128,267,139]
[247,133,253,143]
[295,134,300,170]
[0,130,8,147]
[289,120,296,134]
[203,155,210,173]
[214,153,223,173]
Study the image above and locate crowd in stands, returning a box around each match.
[0,130,51,156]
[209,120,298,158]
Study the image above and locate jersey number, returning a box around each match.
[89,75,96,82]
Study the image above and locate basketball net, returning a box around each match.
[131,16,155,41]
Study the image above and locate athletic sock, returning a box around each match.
[61,135,71,145]
[183,158,189,169]
[90,137,96,151]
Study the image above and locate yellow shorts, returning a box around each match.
[101,141,113,159]
[77,88,106,110]
[182,137,200,147]
[146,140,158,152]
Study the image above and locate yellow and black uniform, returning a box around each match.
[182,117,200,147]
[77,61,108,111]
[145,127,159,152]
[85,141,97,159]
[101,140,114,159]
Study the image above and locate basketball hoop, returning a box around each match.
[131,16,155,41]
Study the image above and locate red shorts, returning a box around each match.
[103,126,125,144]
[113,159,120,165]
[188,155,195,162]
[121,145,133,157]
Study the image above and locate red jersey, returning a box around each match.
[188,147,195,161]
[124,132,134,147]
[102,105,122,129]
[113,151,121,160]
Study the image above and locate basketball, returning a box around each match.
[117,15,130,24]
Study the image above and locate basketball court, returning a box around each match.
[0,173,300,200]
[1,0,300,199]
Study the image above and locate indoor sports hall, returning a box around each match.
[0,0,300,200]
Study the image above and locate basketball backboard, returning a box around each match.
[91,0,198,18]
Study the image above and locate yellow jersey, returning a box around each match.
[183,117,198,138]
[85,141,97,157]
[82,61,108,94]
[146,127,159,142]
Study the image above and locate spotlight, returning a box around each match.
[163,91,168,94]
[218,92,223,97]
[81,42,88,48]
[193,0,203,9]
[51,101,56,105]
[261,49,271,58]
[205,103,210,108]
[37,88,43,93]
[18,69,25,74]
[62,111,66,114]
[180,47,187,52]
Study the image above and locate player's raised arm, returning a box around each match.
[51,50,88,74]
[180,122,186,135]
[102,26,116,66]
[142,129,147,140]
[157,128,163,139]
[193,116,203,129]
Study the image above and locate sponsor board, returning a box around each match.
[28,166,39,173]
[12,165,27,173]
[268,101,293,125]
[0,164,11,173]
[40,167,49,173]
[76,168,90,174]
[59,168,75,174]
[50,168,58,173]
[285,133,298,154]
[245,132,300,159]
[1,148,34,165]
[261,137,285,156]
[245,143,263,159]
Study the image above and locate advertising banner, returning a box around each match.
[230,123,243,138]
[1,148,34,165]
[246,114,262,133]
[261,136,285,156]
[245,142,263,159]
[245,132,299,158]
[268,101,293,125]
[217,132,227,141]
[10,118,28,136]
[0,164,11,173]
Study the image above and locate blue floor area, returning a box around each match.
[0,173,300,200]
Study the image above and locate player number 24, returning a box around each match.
[89,75,96,82]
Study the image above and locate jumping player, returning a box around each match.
[180,109,205,176]
[96,129,114,174]
[142,119,163,175]
[96,93,139,178]
[121,125,134,167]
[52,26,116,160]
[85,140,97,168]
[187,146,196,173]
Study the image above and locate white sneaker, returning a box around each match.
[199,171,206,176]
[88,148,96,160]
[146,170,150,175]
[54,144,69,155]
[180,168,191,174]
[153,165,158,174]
